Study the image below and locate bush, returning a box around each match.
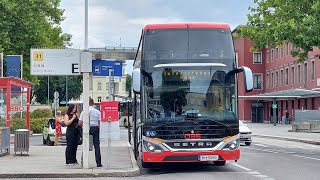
[12,111,27,119]
[30,118,48,133]
[10,118,49,134]
[31,108,53,119]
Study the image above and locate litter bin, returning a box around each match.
[0,127,10,157]
[14,129,29,156]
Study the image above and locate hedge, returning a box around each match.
[8,118,49,134]
[31,108,53,119]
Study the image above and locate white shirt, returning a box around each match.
[79,106,101,126]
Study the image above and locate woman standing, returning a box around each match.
[64,104,80,165]
[54,110,62,146]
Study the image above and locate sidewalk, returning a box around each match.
[246,122,320,145]
[0,127,140,178]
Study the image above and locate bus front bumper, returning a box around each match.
[142,149,240,163]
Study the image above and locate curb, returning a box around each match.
[0,144,140,178]
[253,134,320,145]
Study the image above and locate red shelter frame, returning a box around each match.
[0,77,32,130]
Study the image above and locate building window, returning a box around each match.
[280,69,283,86]
[266,73,269,89]
[286,42,289,55]
[97,97,102,102]
[304,63,307,82]
[253,74,262,89]
[266,51,269,63]
[298,65,301,83]
[97,82,102,91]
[275,48,279,59]
[271,49,274,61]
[311,61,315,80]
[253,52,262,64]
[271,72,274,88]
[298,99,300,109]
[285,68,289,85]
[291,66,295,84]
[280,47,284,58]
[275,71,279,87]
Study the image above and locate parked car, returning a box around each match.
[239,121,252,146]
[42,118,67,146]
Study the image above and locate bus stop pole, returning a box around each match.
[82,0,90,169]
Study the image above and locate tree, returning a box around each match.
[33,76,83,104]
[238,0,320,62]
[0,0,72,83]
[126,74,132,97]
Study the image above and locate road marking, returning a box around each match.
[243,147,279,153]
[293,155,320,161]
[231,163,251,171]
[253,143,268,147]
[254,174,269,178]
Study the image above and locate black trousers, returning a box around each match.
[65,127,79,164]
[90,126,101,166]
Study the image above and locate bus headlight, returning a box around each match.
[143,140,163,153]
[222,139,239,152]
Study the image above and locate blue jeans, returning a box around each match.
[285,118,289,125]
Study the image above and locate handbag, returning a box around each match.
[77,126,83,145]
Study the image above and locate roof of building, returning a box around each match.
[239,88,320,100]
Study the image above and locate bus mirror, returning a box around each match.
[132,68,141,93]
[240,66,253,93]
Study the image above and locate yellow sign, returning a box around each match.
[33,51,44,61]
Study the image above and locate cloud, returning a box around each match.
[60,0,254,48]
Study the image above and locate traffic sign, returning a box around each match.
[54,91,59,99]
[272,104,277,109]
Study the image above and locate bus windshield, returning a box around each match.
[143,28,234,63]
[142,66,237,124]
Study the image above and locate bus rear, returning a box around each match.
[131,23,253,168]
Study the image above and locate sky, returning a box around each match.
[59,0,256,74]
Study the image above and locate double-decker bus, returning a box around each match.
[131,23,253,168]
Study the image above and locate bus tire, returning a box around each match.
[214,161,226,166]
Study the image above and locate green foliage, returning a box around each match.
[12,111,26,119]
[33,76,83,104]
[239,0,320,62]
[126,74,132,97]
[31,108,53,119]
[10,118,48,133]
[0,0,72,88]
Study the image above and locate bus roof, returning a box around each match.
[143,23,230,31]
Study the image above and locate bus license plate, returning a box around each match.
[198,155,219,161]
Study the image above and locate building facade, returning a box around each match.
[234,36,320,123]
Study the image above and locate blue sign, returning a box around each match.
[6,55,22,78]
[6,55,22,92]
[92,59,123,76]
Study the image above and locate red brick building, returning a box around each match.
[234,32,320,123]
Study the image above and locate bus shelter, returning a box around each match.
[0,77,32,130]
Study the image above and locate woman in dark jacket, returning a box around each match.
[64,104,80,165]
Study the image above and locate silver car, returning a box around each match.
[42,118,67,146]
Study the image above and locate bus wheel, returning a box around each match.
[214,161,226,166]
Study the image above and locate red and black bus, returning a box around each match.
[131,23,253,168]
